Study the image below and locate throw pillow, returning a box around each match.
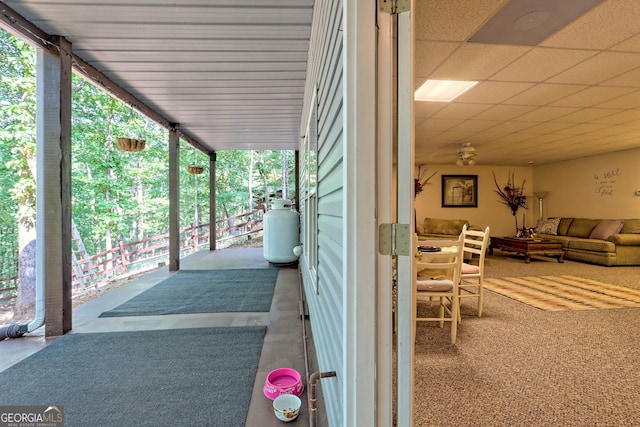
[567,218,600,238]
[536,218,560,235]
[589,219,624,240]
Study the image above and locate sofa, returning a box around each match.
[534,217,640,266]
[417,217,470,239]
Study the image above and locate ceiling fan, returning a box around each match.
[456,142,477,166]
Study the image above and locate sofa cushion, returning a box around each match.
[536,218,560,235]
[589,219,624,240]
[566,218,600,238]
[608,234,640,245]
[621,219,640,234]
[422,218,469,236]
[568,239,616,253]
[557,217,574,236]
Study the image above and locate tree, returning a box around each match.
[0,30,37,319]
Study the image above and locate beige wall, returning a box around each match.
[414,165,534,237]
[415,148,640,238]
[533,147,640,220]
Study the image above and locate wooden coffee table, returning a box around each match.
[489,237,564,264]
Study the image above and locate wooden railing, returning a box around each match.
[0,276,17,306]
[1,209,264,303]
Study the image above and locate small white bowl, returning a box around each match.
[273,393,301,422]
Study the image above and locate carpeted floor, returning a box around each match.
[0,326,266,427]
[99,268,278,317]
[483,275,640,311]
[414,255,640,427]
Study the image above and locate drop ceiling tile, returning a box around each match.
[415,0,507,42]
[518,134,567,144]
[492,133,540,145]
[549,122,611,135]
[551,134,601,146]
[431,103,493,120]
[463,132,506,144]
[512,106,580,122]
[482,120,538,134]
[437,129,477,142]
[490,47,597,82]
[612,33,640,53]
[448,119,500,133]
[415,127,443,142]
[415,41,460,78]
[549,86,638,107]
[455,81,534,103]
[592,110,640,125]
[472,104,537,121]
[579,124,628,137]
[601,67,640,87]
[542,0,640,50]
[414,101,449,119]
[520,122,576,135]
[417,118,463,132]
[429,43,530,80]
[552,108,623,124]
[504,84,588,106]
[547,52,640,85]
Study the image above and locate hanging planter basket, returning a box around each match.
[117,138,146,152]
[187,165,204,175]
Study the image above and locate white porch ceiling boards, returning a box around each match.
[3,0,313,152]
[415,0,640,166]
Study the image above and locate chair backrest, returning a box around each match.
[462,226,490,269]
[415,233,465,286]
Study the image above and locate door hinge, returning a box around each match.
[379,0,410,14]
[378,223,411,256]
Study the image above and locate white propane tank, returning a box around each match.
[263,199,300,264]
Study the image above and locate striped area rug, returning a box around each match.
[484,275,640,311]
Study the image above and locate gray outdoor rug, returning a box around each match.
[99,268,278,317]
[0,326,266,427]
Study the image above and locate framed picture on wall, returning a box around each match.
[442,175,478,208]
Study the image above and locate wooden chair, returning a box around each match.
[459,225,490,317]
[414,233,464,344]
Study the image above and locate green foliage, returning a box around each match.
[0,28,297,269]
[0,31,36,230]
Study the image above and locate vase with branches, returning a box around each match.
[492,171,528,234]
[415,165,437,197]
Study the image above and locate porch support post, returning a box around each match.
[38,36,72,336]
[209,152,217,250]
[168,126,180,271]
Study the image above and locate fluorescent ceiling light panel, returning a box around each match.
[414,79,479,102]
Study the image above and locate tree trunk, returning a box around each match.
[13,238,36,322]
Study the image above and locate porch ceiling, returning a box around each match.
[2,0,313,153]
[2,1,639,166]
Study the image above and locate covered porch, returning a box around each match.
[1,247,326,427]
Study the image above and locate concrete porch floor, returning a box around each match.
[0,247,326,427]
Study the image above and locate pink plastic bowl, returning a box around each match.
[263,368,304,400]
